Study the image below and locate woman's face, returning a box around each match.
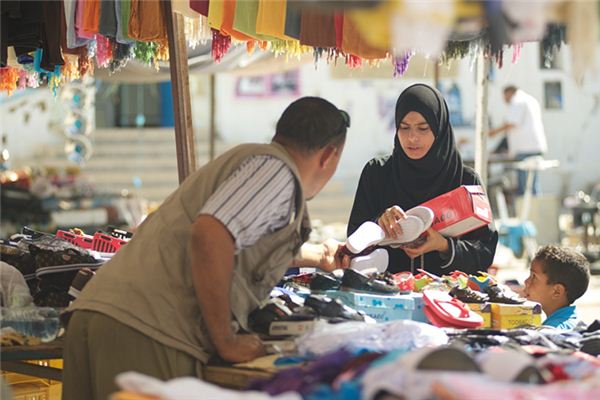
[397,111,435,160]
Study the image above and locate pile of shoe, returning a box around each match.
[249,292,369,338]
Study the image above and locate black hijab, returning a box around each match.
[390,83,464,209]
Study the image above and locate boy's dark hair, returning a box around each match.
[273,97,350,154]
[504,85,518,95]
[533,245,590,304]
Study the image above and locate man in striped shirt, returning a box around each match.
[63,97,353,398]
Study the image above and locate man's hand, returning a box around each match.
[216,333,266,363]
[403,228,449,259]
[319,239,350,272]
[377,205,406,239]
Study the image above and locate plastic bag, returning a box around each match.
[0,261,33,308]
[296,319,448,357]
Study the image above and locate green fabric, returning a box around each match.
[120,0,131,40]
[233,0,270,40]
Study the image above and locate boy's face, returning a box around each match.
[524,260,563,308]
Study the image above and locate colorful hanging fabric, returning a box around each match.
[220,0,254,41]
[341,16,387,60]
[117,0,133,43]
[76,0,95,39]
[190,0,210,17]
[207,0,225,29]
[64,0,92,49]
[284,2,302,40]
[0,67,20,95]
[234,0,272,40]
[185,17,212,49]
[393,52,414,77]
[345,1,393,53]
[109,42,134,72]
[211,29,232,62]
[171,0,201,18]
[256,0,293,40]
[95,35,113,68]
[299,9,337,48]
[391,1,455,58]
[334,13,344,51]
[99,0,118,38]
[81,0,101,35]
[129,0,167,42]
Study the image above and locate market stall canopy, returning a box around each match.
[1,0,598,95]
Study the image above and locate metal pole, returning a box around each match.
[474,49,489,186]
[163,0,197,183]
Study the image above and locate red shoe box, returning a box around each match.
[421,185,492,237]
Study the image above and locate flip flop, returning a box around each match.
[346,222,386,254]
[379,215,425,246]
[423,290,483,328]
[406,206,434,230]
[349,248,389,273]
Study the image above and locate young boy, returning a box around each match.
[524,245,590,330]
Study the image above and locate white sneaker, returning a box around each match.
[346,221,386,254]
[349,248,389,274]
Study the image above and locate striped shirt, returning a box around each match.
[199,155,296,252]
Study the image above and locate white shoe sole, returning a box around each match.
[350,248,389,274]
[346,221,386,254]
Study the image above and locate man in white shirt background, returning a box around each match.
[489,85,548,196]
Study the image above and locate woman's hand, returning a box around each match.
[403,228,449,259]
[377,205,406,239]
[319,239,351,272]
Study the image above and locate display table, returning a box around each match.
[1,340,274,389]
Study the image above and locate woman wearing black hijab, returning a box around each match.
[348,84,498,276]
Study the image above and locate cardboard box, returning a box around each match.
[491,301,542,329]
[466,302,492,329]
[326,290,414,323]
[421,185,493,237]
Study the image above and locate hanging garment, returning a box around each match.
[299,9,336,48]
[345,1,392,53]
[220,0,253,41]
[116,0,133,43]
[128,0,167,42]
[76,0,95,39]
[391,2,455,58]
[207,0,225,29]
[284,2,302,40]
[256,0,292,40]
[341,16,386,60]
[234,0,272,40]
[172,0,201,18]
[81,0,101,35]
[1,1,64,71]
[99,0,118,38]
[190,0,209,17]
[63,0,91,49]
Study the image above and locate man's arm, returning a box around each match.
[488,122,515,137]
[292,239,350,272]
[190,215,265,363]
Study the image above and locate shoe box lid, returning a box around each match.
[490,301,542,316]
[325,290,415,310]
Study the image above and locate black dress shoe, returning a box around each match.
[340,269,400,294]
[310,272,341,291]
[304,295,366,322]
[484,285,525,304]
[450,286,489,303]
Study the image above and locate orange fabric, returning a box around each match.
[128,0,167,42]
[81,0,101,34]
[220,0,253,41]
[341,16,387,60]
[256,0,292,40]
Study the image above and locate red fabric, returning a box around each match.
[190,0,209,17]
